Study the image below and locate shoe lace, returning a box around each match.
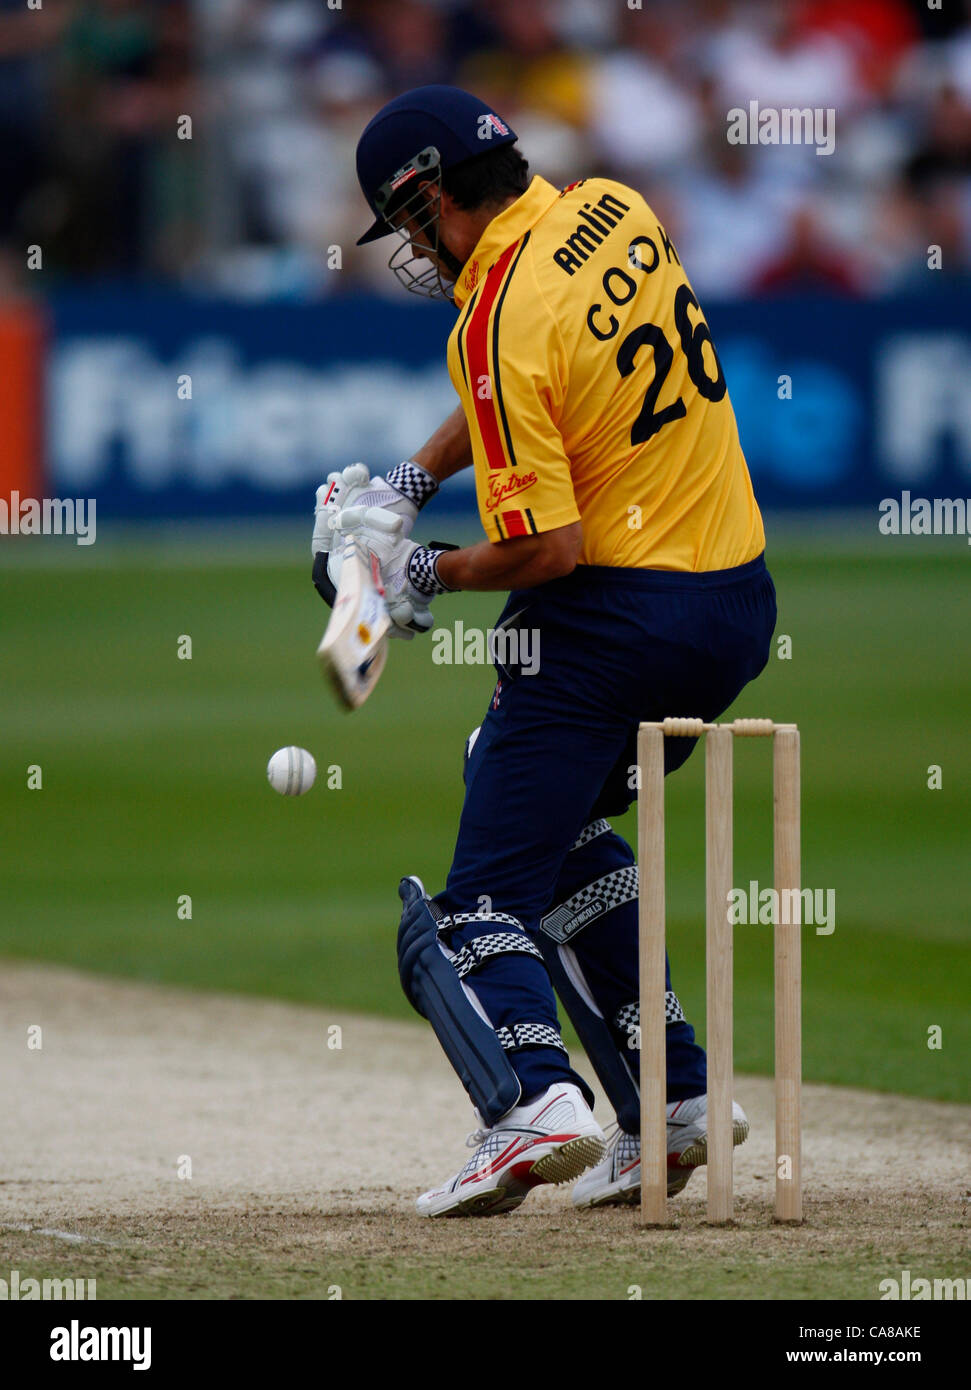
[466,1127,491,1149]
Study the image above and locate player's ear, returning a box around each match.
[428,182,454,217]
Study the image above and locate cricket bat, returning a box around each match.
[316,525,396,711]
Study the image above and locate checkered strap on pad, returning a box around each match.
[450,932,544,980]
[444,911,524,930]
[614,995,686,1036]
[570,818,612,851]
[539,865,639,943]
[495,1022,567,1054]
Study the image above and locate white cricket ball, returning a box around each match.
[267,746,316,796]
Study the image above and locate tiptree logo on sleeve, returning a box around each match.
[50,1320,151,1371]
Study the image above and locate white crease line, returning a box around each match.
[1,1223,122,1248]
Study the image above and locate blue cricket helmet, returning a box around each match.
[355,84,518,245]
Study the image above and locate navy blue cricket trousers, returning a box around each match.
[435,553,777,1110]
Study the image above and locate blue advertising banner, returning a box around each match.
[46,289,971,521]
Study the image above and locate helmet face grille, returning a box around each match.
[389,239,450,299]
[374,148,455,301]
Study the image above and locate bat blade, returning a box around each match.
[317,538,392,710]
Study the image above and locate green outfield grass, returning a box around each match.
[1,525,968,1103]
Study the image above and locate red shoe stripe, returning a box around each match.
[461,1131,583,1184]
[461,1137,530,1184]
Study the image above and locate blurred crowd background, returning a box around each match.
[1,0,969,301]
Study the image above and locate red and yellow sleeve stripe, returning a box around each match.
[456,233,531,476]
[457,234,540,542]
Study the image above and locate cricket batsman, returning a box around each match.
[312,87,776,1216]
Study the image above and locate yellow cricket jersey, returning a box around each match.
[446,175,765,571]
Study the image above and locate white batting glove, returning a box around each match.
[311,463,402,600]
[311,469,348,558]
[336,505,453,635]
[313,462,395,559]
[384,542,455,634]
[311,460,438,560]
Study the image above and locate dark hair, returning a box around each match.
[441,145,530,212]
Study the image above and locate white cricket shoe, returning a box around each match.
[572,1095,750,1208]
[416,1083,607,1218]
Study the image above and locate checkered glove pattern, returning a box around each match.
[386,459,439,509]
[407,545,455,597]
